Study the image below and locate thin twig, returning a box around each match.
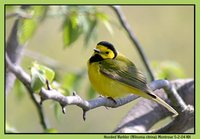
[111,6,155,81]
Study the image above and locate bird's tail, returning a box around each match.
[147,92,179,117]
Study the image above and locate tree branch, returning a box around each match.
[40,88,141,120]
[6,53,48,130]
[149,79,187,111]
[113,79,194,133]
[111,6,155,81]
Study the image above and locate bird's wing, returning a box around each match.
[99,56,179,116]
[99,57,151,92]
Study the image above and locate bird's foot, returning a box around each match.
[107,97,117,104]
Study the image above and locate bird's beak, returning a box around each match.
[93,48,101,53]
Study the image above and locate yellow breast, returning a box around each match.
[88,62,140,98]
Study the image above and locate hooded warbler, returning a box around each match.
[88,41,178,116]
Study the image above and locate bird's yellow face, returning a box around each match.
[94,45,116,59]
[89,41,118,64]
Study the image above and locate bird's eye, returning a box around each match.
[105,51,109,54]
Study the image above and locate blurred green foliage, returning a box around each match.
[17,6,47,44]
[62,6,111,47]
[86,83,96,99]
[13,79,26,101]
[61,71,85,95]
[10,5,111,47]
[152,61,186,80]
[53,102,63,121]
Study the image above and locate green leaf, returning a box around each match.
[18,18,37,44]
[31,66,46,92]
[63,14,82,47]
[31,62,55,92]
[61,6,112,48]
[38,64,55,83]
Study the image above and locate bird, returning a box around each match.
[87,41,178,116]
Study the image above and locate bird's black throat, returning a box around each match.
[89,54,104,63]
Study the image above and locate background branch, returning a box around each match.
[111,6,155,81]
[6,19,26,95]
